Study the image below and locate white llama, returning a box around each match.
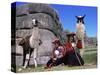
[29,19,40,68]
[76,15,86,56]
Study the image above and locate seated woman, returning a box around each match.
[45,39,66,68]
[63,33,84,66]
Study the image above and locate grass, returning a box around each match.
[15,47,97,73]
[83,51,97,64]
[16,65,97,73]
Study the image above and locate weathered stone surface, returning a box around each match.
[12,3,64,66]
[16,56,23,66]
[16,15,32,29]
[16,3,57,19]
[32,56,50,65]
[16,13,55,29]
[16,29,32,38]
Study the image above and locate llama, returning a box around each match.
[76,15,86,56]
[19,19,41,69]
[29,19,41,68]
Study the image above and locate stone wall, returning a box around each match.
[11,3,63,66]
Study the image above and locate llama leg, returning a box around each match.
[23,54,30,68]
[22,53,26,66]
[28,49,33,66]
[80,39,85,57]
[82,39,85,49]
[33,48,37,68]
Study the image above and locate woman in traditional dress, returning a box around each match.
[63,33,84,66]
[45,39,66,68]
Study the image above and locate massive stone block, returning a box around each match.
[12,3,63,66]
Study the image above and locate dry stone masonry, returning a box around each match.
[11,3,64,66]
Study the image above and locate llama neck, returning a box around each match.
[31,27,40,40]
[76,23,85,30]
[29,27,40,48]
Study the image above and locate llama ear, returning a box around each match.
[75,16,78,18]
[83,14,86,18]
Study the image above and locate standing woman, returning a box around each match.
[64,33,84,66]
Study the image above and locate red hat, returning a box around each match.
[66,32,76,37]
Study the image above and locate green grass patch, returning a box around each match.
[83,49,97,64]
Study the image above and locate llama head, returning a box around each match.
[32,19,38,27]
[75,15,86,24]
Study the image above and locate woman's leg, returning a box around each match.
[46,58,53,67]
[53,58,63,66]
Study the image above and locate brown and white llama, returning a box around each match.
[19,19,41,69]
